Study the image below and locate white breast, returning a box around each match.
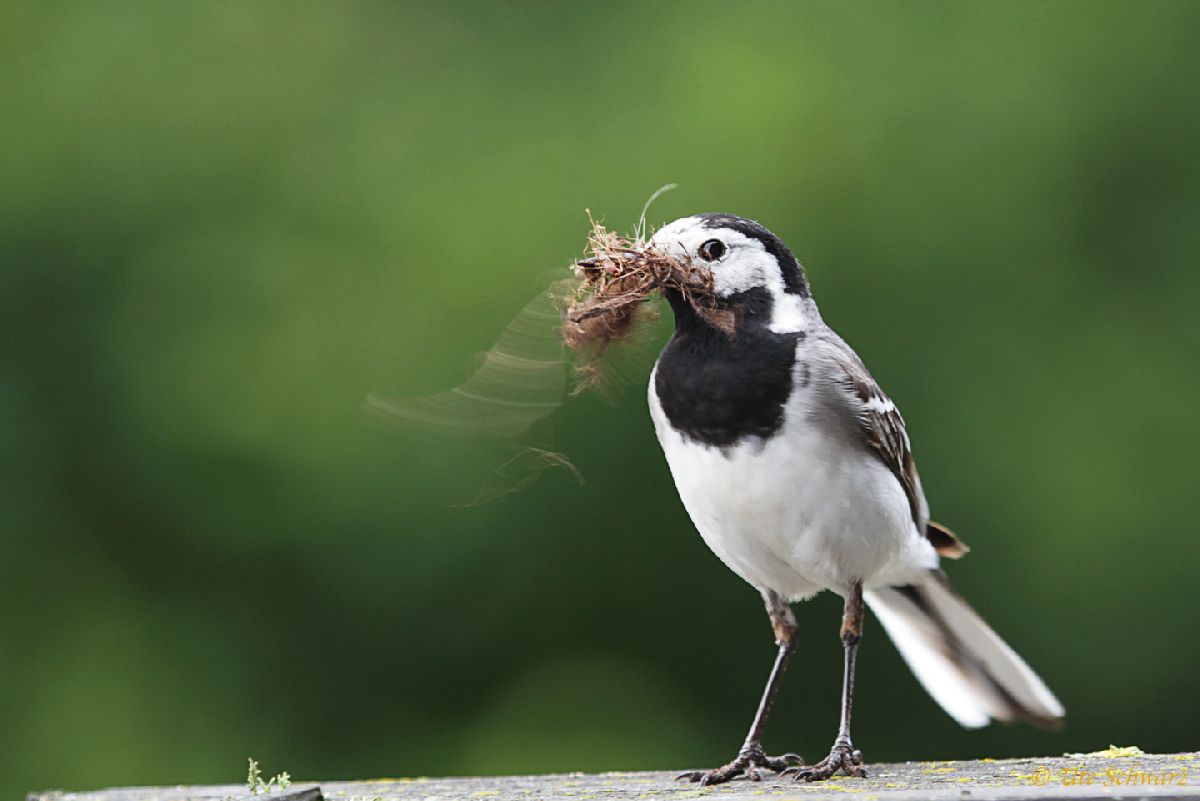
[647,357,938,602]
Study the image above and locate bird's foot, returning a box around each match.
[676,747,803,786]
[787,742,867,782]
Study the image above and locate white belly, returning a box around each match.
[648,367,937,601]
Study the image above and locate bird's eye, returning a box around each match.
[698,239,726,262]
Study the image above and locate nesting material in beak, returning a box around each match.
[564,219,734,352]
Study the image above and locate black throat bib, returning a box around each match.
[654,288,805,449]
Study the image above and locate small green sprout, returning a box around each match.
[247,758,294,795]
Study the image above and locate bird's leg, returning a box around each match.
[677,590,804,785]
[792,581,869,782]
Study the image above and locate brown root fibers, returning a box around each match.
[563,218,733,353]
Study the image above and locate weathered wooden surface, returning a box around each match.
[28,752,1200,801]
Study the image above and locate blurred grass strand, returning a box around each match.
[365,280,573,440]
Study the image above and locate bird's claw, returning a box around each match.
[676,748,803,785]
[792,743,867,782]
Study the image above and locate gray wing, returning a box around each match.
[832,347,927,528]
[812,332,969,558]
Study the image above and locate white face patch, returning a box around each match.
[649,216,808,334]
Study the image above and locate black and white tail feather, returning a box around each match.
[866,571,1064,729]
[828,320,1064,729]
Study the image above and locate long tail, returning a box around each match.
[864,570,1064,729]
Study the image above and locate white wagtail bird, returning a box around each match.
[638,213,1064,784]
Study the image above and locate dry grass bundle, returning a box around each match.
[563,218,733,352]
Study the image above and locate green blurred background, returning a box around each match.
[3,1,1199,796]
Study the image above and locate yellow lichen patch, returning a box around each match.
[470,792,499,798]
[922,767,956,774]
[979,757,997,763]
[1009,771,1042,784]
[1064,745,1145,758]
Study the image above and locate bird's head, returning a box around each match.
[648,213,811,334]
